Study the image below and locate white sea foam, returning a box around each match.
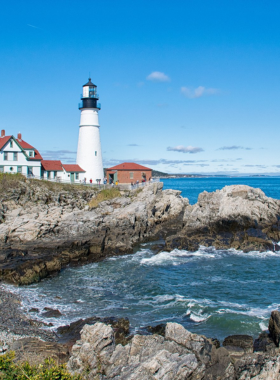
[190,312,209,323]
[259,322,268,331]
[140,248,217,266]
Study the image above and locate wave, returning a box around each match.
[190,312,210,323]
[138,245,280,267]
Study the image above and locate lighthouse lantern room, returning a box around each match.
[76,78,104,183]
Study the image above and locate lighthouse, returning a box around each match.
[76,78,104,183]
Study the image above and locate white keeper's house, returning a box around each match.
[0,130,85,183]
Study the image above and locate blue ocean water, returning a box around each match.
[6,177,280,342]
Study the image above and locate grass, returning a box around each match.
[132,188,143,197]
[0,351,81,379]
[88,187,121,208]
[0,173,97,197]
[0,173,26,195]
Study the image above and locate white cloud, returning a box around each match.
[146,71,170,82]
[167,145,204,154]
[217,146,252,151]
[181,86,219,99]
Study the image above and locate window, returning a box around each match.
[0,166,3,173]
[27,167,33,175]
[13,152,18,161]
[130,172,134,179]
[47,171,50,179]
[54,171,57,178]
[17,166,22,173]
[75,173,79,180]
[29,151,33,157]
[4,152,8,161]
[10,140,13,148]
[95,151,97,156]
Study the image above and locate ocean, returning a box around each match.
[5,177,280,342]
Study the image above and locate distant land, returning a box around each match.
[152,171,280,178]
[151,170,206,178]
[105,168,280,179]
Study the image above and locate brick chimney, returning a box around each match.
[1,130,5,138]
[17,132,22,141]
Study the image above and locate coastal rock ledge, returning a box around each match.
[67,321,280,380]
[0,176,280,284]
[166,184,280,253]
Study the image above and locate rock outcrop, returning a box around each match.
[0,177,187,284]
[166,185,280,252]
[1,177,280,285]
[67,321,280,380]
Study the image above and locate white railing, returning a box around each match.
[16,173,160,189]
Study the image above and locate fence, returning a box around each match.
[18,173,160,190]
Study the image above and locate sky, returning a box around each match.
[1,0,280,175]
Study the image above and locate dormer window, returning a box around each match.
[29,151,33,157]
[10,140,13,148]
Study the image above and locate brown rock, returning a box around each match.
[269,310,280,346]
[10,337,69,365]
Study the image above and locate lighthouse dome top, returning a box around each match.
[83,78,96,87]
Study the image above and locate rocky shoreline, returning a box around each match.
[1,284,280,379]
[1,176,280,377]
[1,176,280,285]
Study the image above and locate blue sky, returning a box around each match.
[1,0,280,175]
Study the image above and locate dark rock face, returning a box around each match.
[41,307,63,318]
[146,323,166,336]
[253,331,278,354]
[269,310,280,346]
[223,334,254,354]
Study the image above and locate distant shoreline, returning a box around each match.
[158,175,280,178]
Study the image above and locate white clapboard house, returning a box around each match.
[0,130,85,183]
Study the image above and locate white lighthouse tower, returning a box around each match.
[76,78,103,183]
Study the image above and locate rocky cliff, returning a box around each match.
[0,176,186,284]
[166,185,280,253]
[67,313,280,380]
[1,175,280,285]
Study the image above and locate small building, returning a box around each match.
[106,162,152,184]
[0,129,86,183]
[41,160,85,183]
[0,130,42,176]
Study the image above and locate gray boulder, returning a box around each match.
[166,185,280,252]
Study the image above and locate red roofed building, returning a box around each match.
[106,162,152,184]
[0,130,42,176]
[41,160,85,182]
[0,130,86,183]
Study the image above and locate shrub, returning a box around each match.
[88,187,121,208]
[0,352,81,380]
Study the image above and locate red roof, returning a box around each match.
[41,160,63,171]
[107,162,152,171]
[16,139,34,149]
[0,136,42,160]
[30,149,43,161]
[62,164,85,172]
[0,136,12,150]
